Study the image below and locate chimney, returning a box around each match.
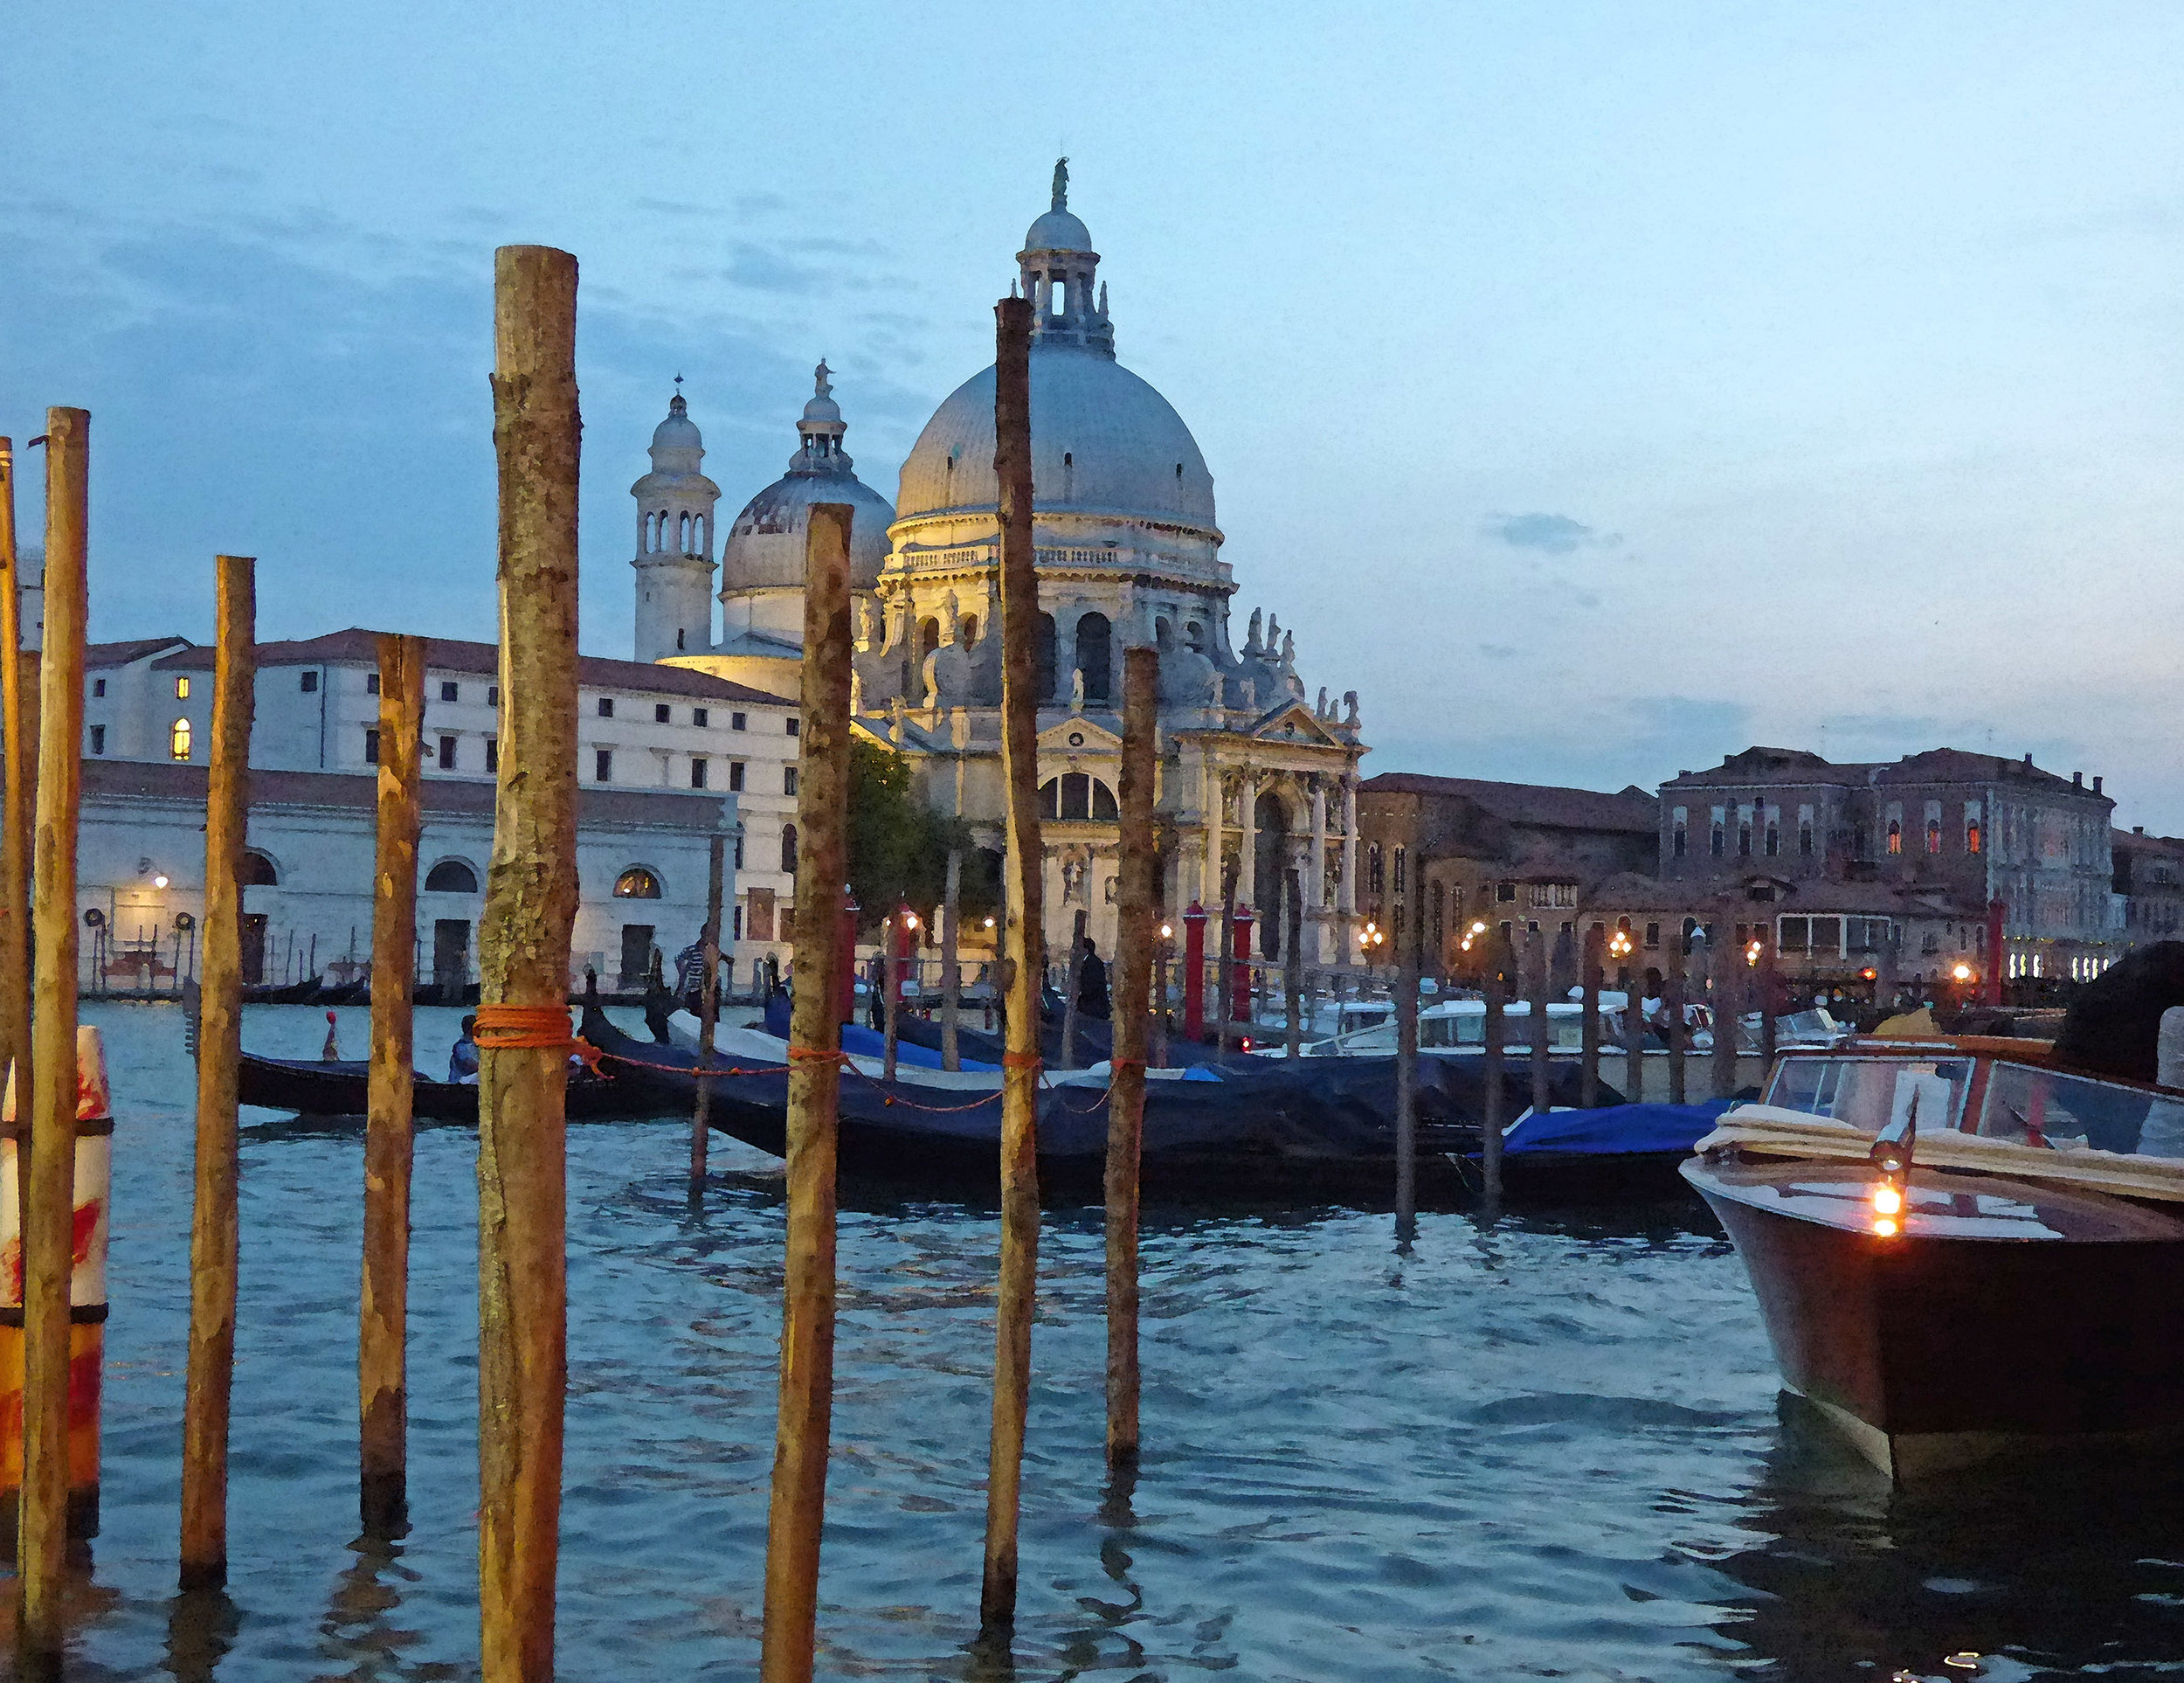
[2094,775,2104,795]
[2023,753,2034,767]
[2073,772,2084,788]
[2136,825,2146,835]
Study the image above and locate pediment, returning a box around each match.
[1249,703,1345,748]
[1039,717,1123,756]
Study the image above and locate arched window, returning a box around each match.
[960,613,979,649]
[1430,881,1445,955]
[425,859,480,893]
[781,824,798,876]
[1183,621,1206,654]
[1075,611,1112,703]
[678,512,690,551]
[613,867,663,899]
[1034,613,1057,701]
[169,717,192,761]
[1367,842,1385,897]
[1037,774,1119,821]
[1925,819,1942,855]
[1887,820,1904,856]
[239,850,279,887]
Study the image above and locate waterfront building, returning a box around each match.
[652,163,1371,964]
[2113,827,2184,948]
[1354,773,1658,969]
[78,630,758,992]
[1656,747,2118,981]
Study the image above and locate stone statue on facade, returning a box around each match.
[1070,668,1086,713]
[856,598,877,651]
[1052,156,1069,210]
[814,359,833,400]
[941,589,959,645]
[1343,690,1360,729]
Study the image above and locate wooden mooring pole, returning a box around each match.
[0,434,29,1214]
[475,245,581,1683]
[360,633,423,1533]
[940,848,962,1073]
[1479,932,1507,1204]
[1665,932,1688,1106]
[1105,645,1157,1468]
[1625,957,1647,1105]
[1393,876,1420,1245]
[981,293,1044,1635]
[690,829,725,1189]
[1712,933,1741,1102]
[17,412,88,1654]
[757,502,854,1683]
[177,552,253,1593]
[1528,926,1551,1118]
[1759,935,1778,1070]
[1579,925,1602,1108]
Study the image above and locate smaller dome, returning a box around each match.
[652,396,701,453]
[720,365,895,595]
[1023,207,1092,253]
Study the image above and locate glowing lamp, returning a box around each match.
[153,875,169,889]
[1872,1217,1899,1238]
[1872,1184,1903,1218]
[902,912,919,932]
[1952,962,1973,983]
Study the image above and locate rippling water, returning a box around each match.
[10,1002,2184,1680]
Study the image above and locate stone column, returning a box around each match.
[1238,772,1258,910]
[1307,778,1328,963]
[1337,776,1358,963]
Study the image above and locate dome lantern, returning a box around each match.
[1019,157,1114,358]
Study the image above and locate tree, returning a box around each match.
[847,738,999,932]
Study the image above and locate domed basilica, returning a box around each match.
[640,164,1370,963]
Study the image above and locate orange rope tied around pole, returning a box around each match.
[785,1043,852,1066]
[1001,1052,1044,1072]
[472,1005,603,1072]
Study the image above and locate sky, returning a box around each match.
[5,3,2183,823]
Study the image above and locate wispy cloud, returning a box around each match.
[1478,643,1518,660]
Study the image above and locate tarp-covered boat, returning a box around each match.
[1486,1099,1732,1201]
[235,1048,674,1123]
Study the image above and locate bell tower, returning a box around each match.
[631,379,721,661]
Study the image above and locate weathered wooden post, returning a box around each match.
[1060,906,1087,1069]
[1712,931,1741,1102]
[940,848,963,1072]
[1480,932,1507,1203]
[1759,933,1778,1070]
[1527,926,1552,1118]
[178,549,253,1594]
[1284,870,1303,1059]
[1579,925,1602,1108]
[17,412,88,1651]
[881,911,902,1084]
[473,246,581,1683]
[1625,956,1647,1105]
[981,292,1045,1635]
[0,434,29,1195]
[1393,876,1420,1244]
[360,632,423,1534]
[757,502,854,1683]
[690,829,726,1189]
[1105,646,1157,1468]
[1666,931,1688,1105]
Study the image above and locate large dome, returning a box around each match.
[894,344,1216,531]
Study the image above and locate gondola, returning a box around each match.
[235,1047,677,1123]
[579,1004,1476,1202]
[1685,1035,2184,1480]
[240,975,325,1005]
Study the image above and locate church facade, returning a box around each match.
[645,167,1371,965]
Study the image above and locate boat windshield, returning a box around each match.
[1763,1054,1974,1134]
[1975,1061,2181,1160]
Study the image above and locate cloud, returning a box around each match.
[1485,511,1603,554]
[1477,643,1518,660]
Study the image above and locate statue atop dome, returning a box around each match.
[1051,156,1068,211]
[814,359,833,401]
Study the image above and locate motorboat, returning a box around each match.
[1684,1035,2184,1480]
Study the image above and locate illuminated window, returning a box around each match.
[169,717,192,760]
[1926,820,1942,855]
[176,676,191,699]
[1967,821,1982,854]
[613,867,662,899]
[1887,821,1903,855]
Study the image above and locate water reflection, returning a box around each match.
[162,1586,241,1683]
[1701,1396,2184,1678]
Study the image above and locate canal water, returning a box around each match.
[11,1001,2184,1680]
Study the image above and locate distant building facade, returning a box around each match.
[2113,827,2184,948]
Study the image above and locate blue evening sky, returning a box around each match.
[5,3,2182,822]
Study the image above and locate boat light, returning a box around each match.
[1872,1217,1898,1238]
[1872,1183,1903,1218]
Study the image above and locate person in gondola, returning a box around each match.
[674,929,712,1012]
[867,953,886,1030]
[450,1015,480,1084]
[1076,935,1110,1021]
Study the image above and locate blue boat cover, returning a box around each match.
[1501,1099,1731,1157]
[760,993,1002,1070]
